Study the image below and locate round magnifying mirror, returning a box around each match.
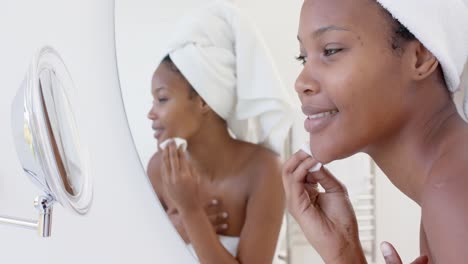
[11,46,92,215]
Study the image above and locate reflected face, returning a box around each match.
[296,0,413,163]
[147,61,203,143]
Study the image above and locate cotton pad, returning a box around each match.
[300,142,322,172]
[159,137,188,152]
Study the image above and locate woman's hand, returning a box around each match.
[381,242,428,264]
[167,199,229,243]
[282,150,366,263]
[162,141,202,213]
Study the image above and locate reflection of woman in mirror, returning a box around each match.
[282,0,468,263]
[40,83,75,196]
[146,1,293,263]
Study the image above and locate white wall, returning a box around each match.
[0,1,193,263]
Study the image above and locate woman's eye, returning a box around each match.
[158,98,168,103]
[323,48,343,57]
[295,55,307,66]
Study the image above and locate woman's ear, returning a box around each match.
[195,96,212,114]
[408,41,439,81]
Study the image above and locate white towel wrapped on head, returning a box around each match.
[375,0,468,118]
[157,0,294,157]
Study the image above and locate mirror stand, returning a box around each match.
[0,195,53,237]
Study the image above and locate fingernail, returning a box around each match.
[221,212,228,218]
[380,242,392,257]
[211,199,218,205]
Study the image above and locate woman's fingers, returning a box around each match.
[204,199,228,232]
[289,157,320,198]
[411,256,429,264]
[283,151,311,175]
[162,147,171,184]
[205,199,221,213]
[168,141,179,173]
[282,151,307,197]
[292,157,320,182]
[381,241,428,264]
[213,223,229,232]
[381,242,403,264]
[208,211,229,225]
[303,180,319,205]
[282,152,322,218]
[178,148,190,177]
[306,166,348,195]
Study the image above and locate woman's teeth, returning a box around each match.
[308,110,338,119]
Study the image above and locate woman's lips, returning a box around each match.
[153,129,164,139]
[304,109,339,133]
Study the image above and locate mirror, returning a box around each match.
[115,0,294,262]
[1,46,92,236]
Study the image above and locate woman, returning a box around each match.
[282,0,468,263]
[147,1,293,263]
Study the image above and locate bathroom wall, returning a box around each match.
[0,1,193,263]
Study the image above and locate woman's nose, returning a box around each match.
[295,68,320,97]
[147,105,157,120]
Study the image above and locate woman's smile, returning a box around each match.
[152,126,165,140]
[302,106,339,133]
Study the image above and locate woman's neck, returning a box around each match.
[366,85,465,204]
[185,118,240,181]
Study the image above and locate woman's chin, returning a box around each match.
[309,141,351,164]
[314,147,361,165]
[309,152,332,165]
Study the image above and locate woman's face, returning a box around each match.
[296,0,414,163]
[148,62,203,143]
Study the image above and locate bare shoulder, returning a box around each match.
[238,142,282,176]
[234,141,283,192]
[421,143,468,262]
[233,143,285,263]
[147,151,163,178]
[147,151,167,209]
[425,134,468,195]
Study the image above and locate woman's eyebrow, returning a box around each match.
[156,87,167,93]
[297,25,352,42]
[312,25,351,38]
[152,86,167,96]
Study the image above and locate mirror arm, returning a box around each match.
[0,195,53,237]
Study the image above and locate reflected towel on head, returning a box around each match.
[375,0,468,118]
[157,0,294,157]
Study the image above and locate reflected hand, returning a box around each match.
[162,141,201,213]
[206,199,229,233]
[381,242,428,264]
[167,208,190,243]
[282,150,365,263]
[167,199,229,243]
